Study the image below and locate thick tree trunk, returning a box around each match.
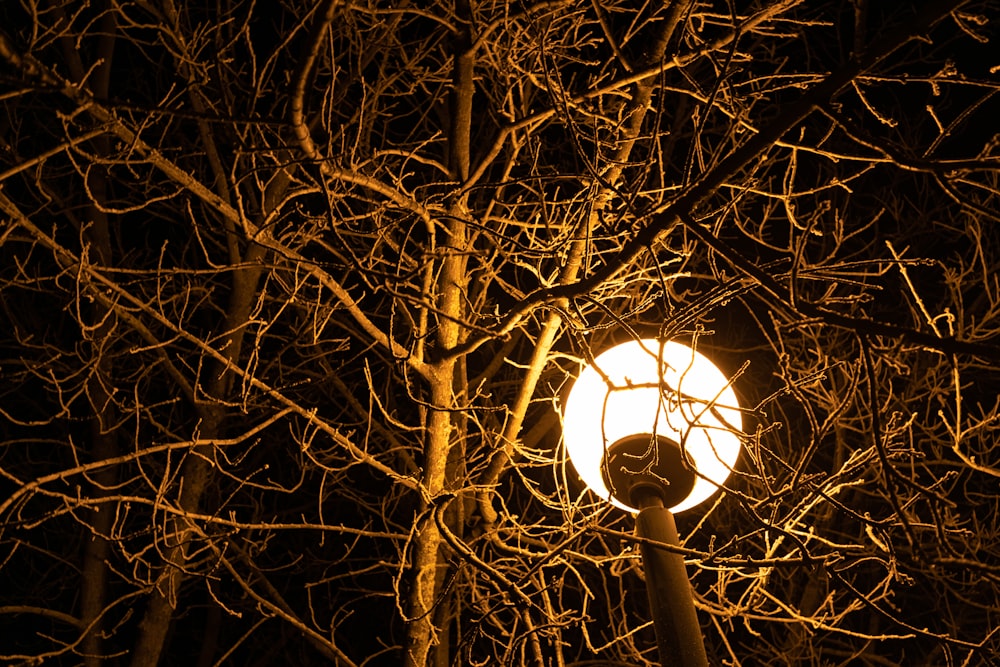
[52,6,120,662]
[129,249,267,666]
[405,3,475,660]
[128,414,220,667]
[405,211,467,665]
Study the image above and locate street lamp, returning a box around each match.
[562,338,743,667]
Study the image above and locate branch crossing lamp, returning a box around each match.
[562,339,744,667]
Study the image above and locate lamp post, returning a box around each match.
[562,339,743,667]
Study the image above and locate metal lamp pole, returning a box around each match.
[606,434,710,667]
[633,488,709,667]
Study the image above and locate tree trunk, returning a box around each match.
[129,247,268,666]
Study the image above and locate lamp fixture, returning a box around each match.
[562,338,743,513]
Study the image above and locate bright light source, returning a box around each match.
[562,339,743,513]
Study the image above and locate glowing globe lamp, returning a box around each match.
[563,339,743,513]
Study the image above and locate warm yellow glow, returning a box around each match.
[562,339,743,513]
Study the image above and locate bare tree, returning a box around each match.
[1,1,998,665]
